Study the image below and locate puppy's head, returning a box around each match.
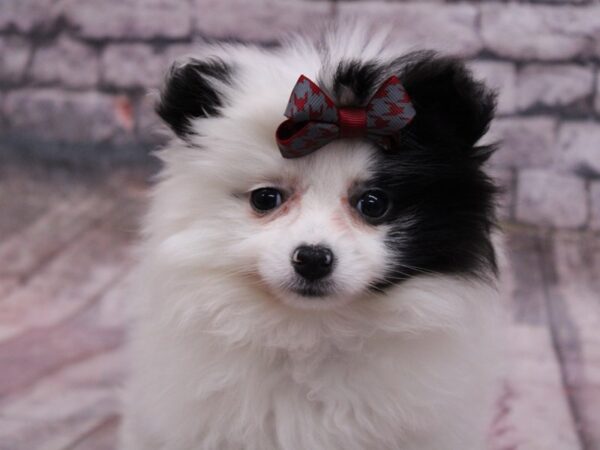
[151,39,497,312]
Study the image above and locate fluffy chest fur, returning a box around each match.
[123,268,499,450]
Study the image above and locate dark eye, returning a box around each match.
[355,190,390,221]
[250,187,284,212]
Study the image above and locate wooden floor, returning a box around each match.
[1,164,599,450]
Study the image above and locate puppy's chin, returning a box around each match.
[255,280,356,310]
[268,282,360,311]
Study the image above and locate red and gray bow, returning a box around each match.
[275,75,416,158]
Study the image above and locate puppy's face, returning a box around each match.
[154,50,498,311]
[237,143,390,309]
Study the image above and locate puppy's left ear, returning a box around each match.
[400,53,496,157]
[156,58,232,139]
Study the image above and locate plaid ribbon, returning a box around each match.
[275,74,416,158]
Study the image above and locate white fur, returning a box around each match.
[121,27,502,450]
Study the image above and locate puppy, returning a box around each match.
[120,26,502,450]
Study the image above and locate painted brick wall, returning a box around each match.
[1,0,599,230]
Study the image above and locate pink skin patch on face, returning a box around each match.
[331,198,353,233]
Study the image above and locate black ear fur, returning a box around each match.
[156,58,231,138]
[398,52,496,151]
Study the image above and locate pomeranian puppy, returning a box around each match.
[121,26,502,450]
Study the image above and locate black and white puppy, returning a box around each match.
[121,27,502,450]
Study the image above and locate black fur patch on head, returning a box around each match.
[329,53,496,155]
[156,58,231,138]
[337,53,498,289]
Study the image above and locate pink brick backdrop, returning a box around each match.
[1,0,600,230]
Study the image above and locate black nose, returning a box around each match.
[291,245,334,281]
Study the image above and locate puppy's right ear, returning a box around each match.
[156,58,231,138]
[399,52,496,152]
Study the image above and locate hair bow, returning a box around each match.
[275,75,415,158]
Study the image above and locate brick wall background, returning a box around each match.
[1,0,600,230]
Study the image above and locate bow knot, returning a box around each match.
[338,108,367,138]
[275,74,415,158]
